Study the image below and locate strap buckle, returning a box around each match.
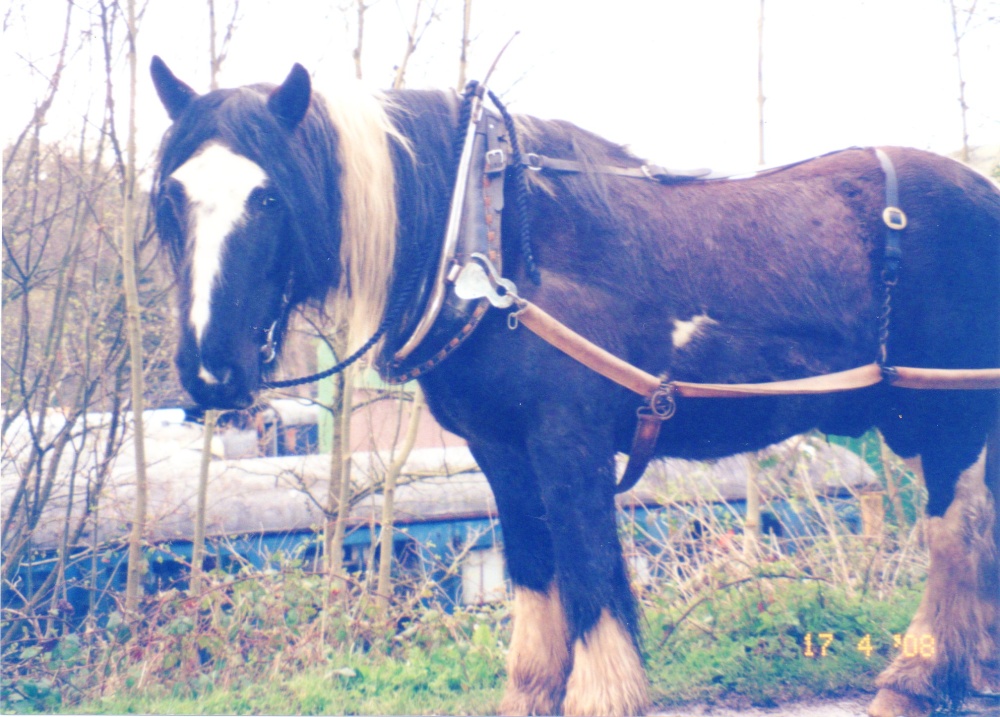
[524,153,543,171]
[485,148,506,174]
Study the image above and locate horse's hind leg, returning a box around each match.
[869,424,1000,717]
[526,406,650,717]
[469,440,571,715]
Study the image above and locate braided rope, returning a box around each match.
[486,88,541,285]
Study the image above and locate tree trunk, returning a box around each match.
[122,0,148,617]
[190,410,217,595]
[376,388,424,610]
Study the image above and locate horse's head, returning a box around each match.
[151,57,344,409]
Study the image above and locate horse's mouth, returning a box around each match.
[189,388,255,412]
[181,370,257,412]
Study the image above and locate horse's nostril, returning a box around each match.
[198,365,232,385]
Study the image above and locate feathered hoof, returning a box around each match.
[561,610,649,717]
[867,687,933,717]
[499,687,563,716]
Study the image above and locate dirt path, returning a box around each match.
[654,695,1000,717]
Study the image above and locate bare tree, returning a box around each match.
[352,0,369,80]
[946,0,1000,163]
[756,0,766,166]
[949,0,975,162]
[457,0,472,91]
[208,0,241,89]
[392,0,442,89]
[113,0,149,617]
[376,387,424,609]
[2,0,174,638]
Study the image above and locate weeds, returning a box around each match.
[2,434,930,714]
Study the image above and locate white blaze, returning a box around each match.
[171,143,268,343]
[672,314,718,349]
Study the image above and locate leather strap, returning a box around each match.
[512,297,1000,492]
[516,298,1000,398]
[522,153,712,183]
[514,300,897,400]
[874,148,905,277]
[618,411,667,494]
[885,366,1000,390]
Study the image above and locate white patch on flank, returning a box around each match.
[171,143,268,344]
[672,314,718,349]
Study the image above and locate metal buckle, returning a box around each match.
[882,206,907,230]
[485,148,506,174]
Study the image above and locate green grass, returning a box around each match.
[645,575,925,708]
[73,656,504,716]
[5,439,933,715]
[4,567,925,715]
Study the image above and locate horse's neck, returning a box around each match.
[384,89,461,245]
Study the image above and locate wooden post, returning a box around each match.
[190,410,218,595]
[860,492,886,540]
[744,456,761,561]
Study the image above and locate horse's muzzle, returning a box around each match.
[176,338,259,411]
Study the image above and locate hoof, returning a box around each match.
[501,586,570,716]
[867,687,933,717]
[499,688,562,716]
[562,610,649,717]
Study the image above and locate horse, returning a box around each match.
[149,57,1000,717]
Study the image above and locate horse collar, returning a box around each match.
[382,88,507,383]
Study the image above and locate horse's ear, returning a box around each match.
[268,64,311,131]
[151,56,198,121]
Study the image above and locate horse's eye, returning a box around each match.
[250,188,280,213]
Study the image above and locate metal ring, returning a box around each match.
[645,382,676,420]
[260,321,278,364]
[882,206,907,231]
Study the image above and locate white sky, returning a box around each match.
[4,0,999,174]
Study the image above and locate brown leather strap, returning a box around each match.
[515,301,893,399]
[672,363,885,398]
[516,298,1000,397]
[514,301,663,397]
[618,412,666,494]
[522,153,711,183]
[514,297,1000,492]
[885,366,1000,390]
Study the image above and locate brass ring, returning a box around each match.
[882,206,907,230]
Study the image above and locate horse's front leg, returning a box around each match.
[470,439,572,715]
[526,402,650,717]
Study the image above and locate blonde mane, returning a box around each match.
[318,87,410,354]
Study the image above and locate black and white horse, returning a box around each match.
[150,57,999,716]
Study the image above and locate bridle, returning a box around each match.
[259,272,295,365]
